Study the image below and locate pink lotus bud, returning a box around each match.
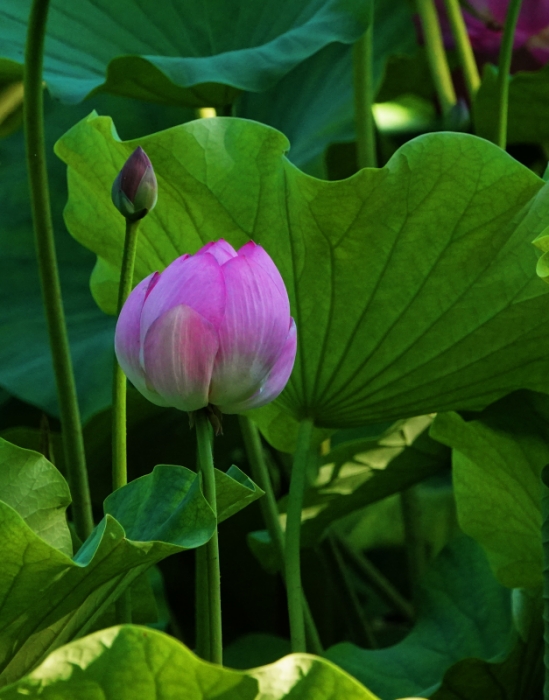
[115,240,297,414]
[111,147,158,221]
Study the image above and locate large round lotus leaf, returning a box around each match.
[0,0,370,107]
[56,115,549,429]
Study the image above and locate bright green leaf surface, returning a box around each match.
[0,438,72,555]
[325,537,514,700]
[56,115,549,429]
[0,442,261,686]
[247,402,333,453]
[0,625,380,700]
[0,0,370,107]
[297,416,449,547]
[431,391,549,589]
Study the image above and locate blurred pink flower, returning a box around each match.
[438,0,549,66]
[115,239,296,414]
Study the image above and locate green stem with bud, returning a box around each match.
[112,219,141,493]
[24,0,93,542]
[112,219,141,626]
[195,409,223,665]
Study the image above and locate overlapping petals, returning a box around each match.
[115,239,296,414]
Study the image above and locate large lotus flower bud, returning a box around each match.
[115,240,297,414]
[111,147,158,221]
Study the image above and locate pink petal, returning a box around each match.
[208,255,292,407]
[115,272,170,406]
[236,241,289,306]
[219,319,297,413]
[142,304,219,412]
[140,252,226,348]
[196,239,238,265]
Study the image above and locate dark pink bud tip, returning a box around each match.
[112,146,158,221]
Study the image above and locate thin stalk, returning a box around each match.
[542,466,549,700]
[238,416,323,654]
[494,0,523,149]
[442,0,480,101]
[24,0,93,541]
[415,0,457,114]
[112,219,140,626]
[353,4,377,169]
[400,487,427,607]
[112,219,140,492]
[285,418,314,653]
[337,536,414,621]
[195,545,211,659]
[326,536,378,648]
[195,410,223,665]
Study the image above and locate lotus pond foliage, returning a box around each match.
[1,0,549,698]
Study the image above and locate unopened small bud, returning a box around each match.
[111,146,158,221]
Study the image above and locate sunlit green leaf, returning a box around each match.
[0,442,262,686]
[431,391,549,589]
[0,625,381,700]
[56,115,549,430]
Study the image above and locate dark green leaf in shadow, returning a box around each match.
[325,537,515,699]
[475,63,549,145]
[0,91,193,420]
[56,115,549,431]
[224,633,292,670]
[237,0,417,176]
[0,0,370,107]
[0,625,381,700]
[431,390,549,589]
[431,589,544,700]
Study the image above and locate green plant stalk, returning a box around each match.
[195,410,223,664]
[112,219,140,626]
[195,544,211,659]
[400,486,427,607]
[442,0,480,101]
[112,219,141,492]
[238,415,323,654]
[415,0,457,114]
[326,535,377,648]
[353,4,377,169]
[285,418,314,653]
[336,536,414,621]
[494,0,523,149]
[24,0,93,542]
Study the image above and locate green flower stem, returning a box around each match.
[285,417,314,653]
[112,219,140,626]
[494,0,523,149]
[400,487,427,607]
[24,0,93,542]
[112,219,141,492]
[353,4,377,169]
[195,410,223,665]
[195,546,211,659]
[442,0,480,101]
[238,416,323,654]
[415,0,457,115]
